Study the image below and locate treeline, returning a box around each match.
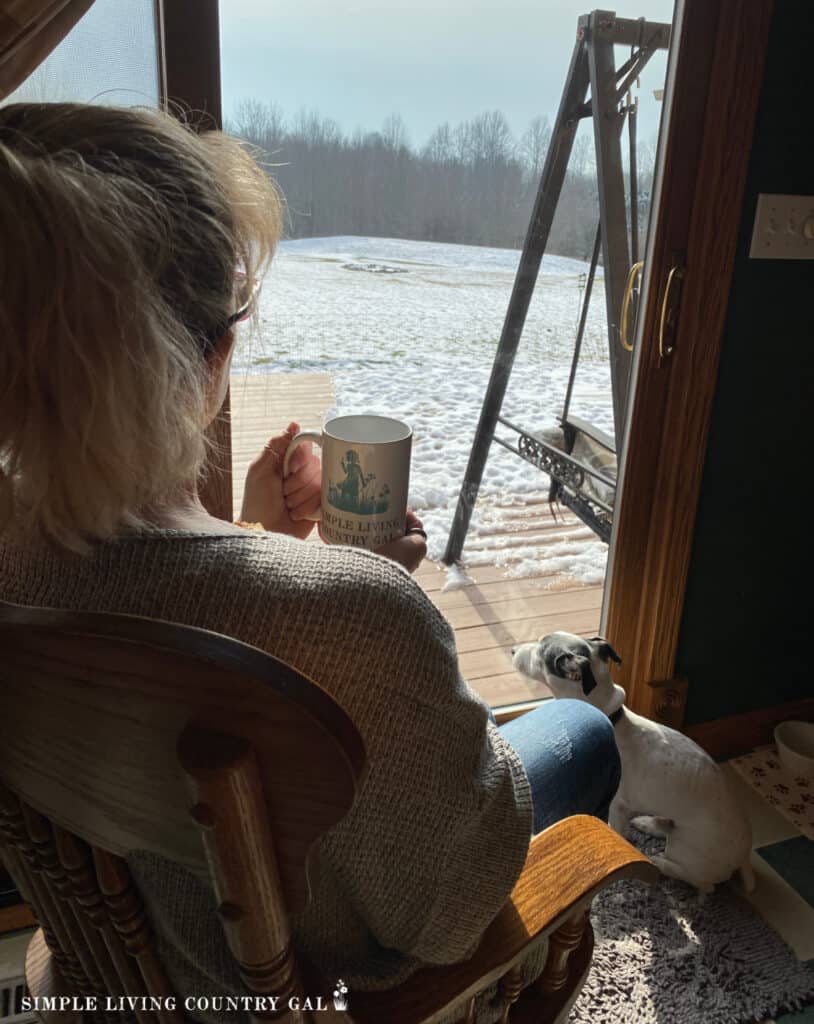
[227,100,655,260]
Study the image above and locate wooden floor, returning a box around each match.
[230,373,603,708]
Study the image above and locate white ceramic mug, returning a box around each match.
[283,415,412,549]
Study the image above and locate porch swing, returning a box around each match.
[519,135,644,544]
[443,9,670,560]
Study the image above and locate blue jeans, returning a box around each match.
[497,700,621,835]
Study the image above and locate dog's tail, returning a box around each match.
[738,858,756,894]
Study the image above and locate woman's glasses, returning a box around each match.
[204,273,260,350]
[223,272,260,331]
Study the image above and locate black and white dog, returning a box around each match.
[512,631,754,894]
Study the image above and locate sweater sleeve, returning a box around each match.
[311,555,534,966]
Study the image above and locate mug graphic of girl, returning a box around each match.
[329,450,390,514]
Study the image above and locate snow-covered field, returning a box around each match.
[233,236,613,585]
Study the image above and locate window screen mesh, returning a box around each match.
[5,0,160,106]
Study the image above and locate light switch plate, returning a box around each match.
[749,193,814,259]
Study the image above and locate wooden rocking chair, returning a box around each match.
[0,599,657,1023]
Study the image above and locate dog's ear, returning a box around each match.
[579,659,597,695]
[554,652,597,695]
[589,636,622,665]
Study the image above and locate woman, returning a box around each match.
[0,103,619,1014]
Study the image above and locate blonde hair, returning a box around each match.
[0,102,282,552]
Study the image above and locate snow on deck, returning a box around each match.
[233,235,613,586]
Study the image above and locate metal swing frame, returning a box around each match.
[443,9,670,562]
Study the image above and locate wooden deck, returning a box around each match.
[230,372,336,516]
[230,372,603,708]
[414,521,602,707]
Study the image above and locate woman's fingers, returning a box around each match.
[289,489,322,521]
[373,532,427,574]
[405,508,424,531]
[284,451,321,520]
[257,422,302,465]
[283,457,320,498]
[269,422,299,452]
[283,440,314,476]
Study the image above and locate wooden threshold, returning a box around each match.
[0,901,35,936]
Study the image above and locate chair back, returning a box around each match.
[0,599,365,1023]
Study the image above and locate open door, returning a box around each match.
[603,0,774,723]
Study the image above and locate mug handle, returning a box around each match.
[283,430,323,522]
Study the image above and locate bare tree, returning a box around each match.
[382,113,409,153]
[636,133,658,191]
[520,115,551,182]
[226,100,617,258]
[452,121,472,164]
[422,123,453,164]
[473,111,515,164]
[231,98,285,153]
[569,133,594,178]
[292,107,341,147]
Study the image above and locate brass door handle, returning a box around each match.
[658,263,685,360]
[620,260,644,352]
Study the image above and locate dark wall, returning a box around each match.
[678,0,814,725]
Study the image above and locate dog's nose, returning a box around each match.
[510,646,516,656]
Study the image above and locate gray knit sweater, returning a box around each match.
[0,530,534,1012]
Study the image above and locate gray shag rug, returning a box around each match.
[569,832,814,1024]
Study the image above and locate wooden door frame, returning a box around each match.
[602,0,774,720]
[158,0,234,522]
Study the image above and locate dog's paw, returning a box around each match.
[631,815,674,838]
[738,860,757,894]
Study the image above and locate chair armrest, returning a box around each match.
[347,815,658,1024]
[500,813,656,942]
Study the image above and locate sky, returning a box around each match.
[7,0,675,151]
[220,0,676,147]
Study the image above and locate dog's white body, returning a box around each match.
[513,632,754,894]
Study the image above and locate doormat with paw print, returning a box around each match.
[730,746,814,841]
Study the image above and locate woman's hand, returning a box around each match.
[240,422,321,540]
[373,510,427,574]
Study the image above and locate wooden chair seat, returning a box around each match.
[0,599,657,1023]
